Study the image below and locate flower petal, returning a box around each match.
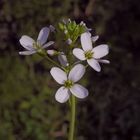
[19,50,36,55]
[70,84,88,99]
[58,53,68,66]
[42,41,54,49]
[87,59,101,72]
[81,32,93,51]
[73,48,86,60]
[98,59,110,64]
[92,44,109,59]
[91,35,99,42]
[50,67,67,84]
[55,86,70,103]
[68,64,85,82]
[19,35,35,50]
[37,27,50,45]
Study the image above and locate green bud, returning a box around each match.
[58,23,65,30]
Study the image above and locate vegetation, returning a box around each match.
[0,0,139,139]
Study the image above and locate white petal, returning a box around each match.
[91,35,99,42]
[55,86,70,103]
[70,84,88,99]
[58,53,68,66]
[50,67,67,84]
[87,59,101,72]
[42,41,54,49]
[19,50,36,55]
[81,32,93,51]
[37,27,50,45]
[92,44,109,59]
[19,35,34,50]
[98,59,110,64]
[68,64,85,82]
[73,48,86,60]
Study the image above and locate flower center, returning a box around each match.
[33,42,42,52]
[85,50,93,59]
[64,80,74,88]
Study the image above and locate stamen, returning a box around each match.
[64,80,74,88]
[85,50,94,59]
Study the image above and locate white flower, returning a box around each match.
[73,32,110,72]
[50,64,89,103]
[19,27,54,55]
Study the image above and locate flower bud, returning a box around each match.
[47,50,57,56]
[66,38,72,45]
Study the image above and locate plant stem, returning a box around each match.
[68,95,76,140]
[45,55,61,68]
[39,52,65,70]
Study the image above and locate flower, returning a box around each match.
[19,27,54,55]
[50,64,89,103]
[73,32,110,72]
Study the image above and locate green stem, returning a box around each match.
[38,52,65,70]
[68,95,76,140]
[45,55,61,68]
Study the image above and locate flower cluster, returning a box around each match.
[19,20,110,103]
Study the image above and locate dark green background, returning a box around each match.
[0,0,140,140]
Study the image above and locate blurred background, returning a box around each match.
[0,0,140,140]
